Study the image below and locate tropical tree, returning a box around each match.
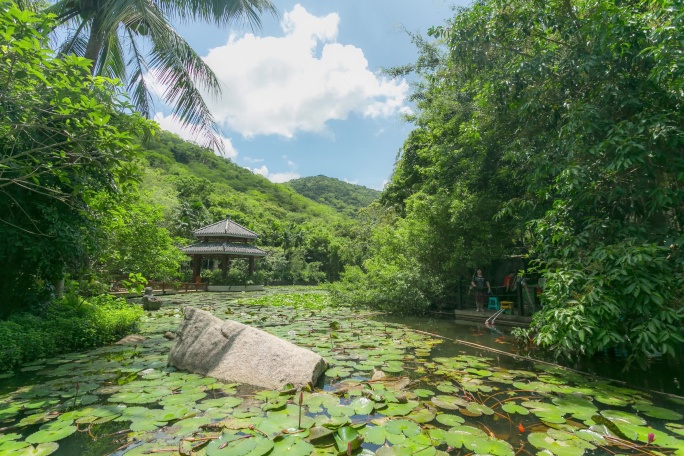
[45,0,276,151]
[0,3,152,315]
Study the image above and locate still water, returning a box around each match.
[0,291,682,455]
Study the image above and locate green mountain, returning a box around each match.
[135,131,370,283]
[287,175,381,216]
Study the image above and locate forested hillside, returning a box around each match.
[288,175,380,216]
[131,131,371,284]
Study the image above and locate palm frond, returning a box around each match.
[155,0,276,28]
[125,28,153,117]
[45,0,82,25]
[58,19,89,56]
[148,27,224,151]
[96,30,127,81]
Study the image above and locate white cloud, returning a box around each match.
[248,165,300,183]
[242,156,265,164]
[153,113,238,159]
[343,178,358,185]
[199,4,409,138]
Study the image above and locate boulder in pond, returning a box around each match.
[168,307,327,389]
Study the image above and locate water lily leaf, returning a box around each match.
[502,403,529,415]
[552,397,597,421]
[334,426,363,452]
[272,436,314,455]
[468,436,514,456]
[361,425,386,445]
[25,426,77,444]
[431,395,467,410]
[435,414,464,426]
[385,420,421,437]
[527,431,589,456]
[600,410,646,425]
[378,401,418,416]
[375,445,413,456]
[350,397,374,415]
[632,404,683,420]
[443,425,487,448]
[15,442,60,456]
[197,397,244,410]
[413,389,435,398]
[206,435,274,456]
[0,440,30,453]
[666,422,684,436]
[166,416,212,437]
[466,402,494,416]
[407,408,435,423]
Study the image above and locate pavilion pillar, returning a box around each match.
[192,255,202,281]
[248,256,255,275]
[221,256,229,278]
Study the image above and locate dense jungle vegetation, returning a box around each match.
[332,0,684,368]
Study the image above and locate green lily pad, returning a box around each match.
[502,402,529,415]
[14,442,60,456]
[206,434,274,456]
[272,436,314,455]
[465,402,494,416]
[431,395,467,410]
[413,389,435,398]
[385,419,421,437]
[361,425,387,445]
[379,401,419,416]
[436,414,465,426]
[632,404,683,420]
[25,426,77,444]
[443,425,487,448]
[600,409,646,425]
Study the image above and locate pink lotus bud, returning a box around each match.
[648,433,655,444]
[299,390,304,405]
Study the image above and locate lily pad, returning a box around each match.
[430,395,467,410]
[435,414,464,426]
[25,426,77,444]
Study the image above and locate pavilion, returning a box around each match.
[180,214,267,281]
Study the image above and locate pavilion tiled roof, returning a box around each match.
[180,242,267,257]
[193,216,258,240]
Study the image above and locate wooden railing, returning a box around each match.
[110,280,208,295]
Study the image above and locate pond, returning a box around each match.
[0,288,683,456]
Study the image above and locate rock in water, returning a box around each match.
[168,307,327,389]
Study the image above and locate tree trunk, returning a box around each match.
[84,14,104,75]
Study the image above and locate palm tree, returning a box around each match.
[45,0,276,152]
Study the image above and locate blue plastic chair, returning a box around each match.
[487,296,500,310]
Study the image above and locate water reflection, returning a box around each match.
[378,314,684,396]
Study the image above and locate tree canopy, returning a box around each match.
[334,0,684,368]
[0,3,151,315]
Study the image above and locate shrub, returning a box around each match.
[0,295,143,372]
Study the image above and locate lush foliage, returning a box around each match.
[0,4,150,315]
[0,294,142,372]
[288,175,380,217]
[334,0,684,366]
[138,131,373,284]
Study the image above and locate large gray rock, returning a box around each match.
[168,307,327,389]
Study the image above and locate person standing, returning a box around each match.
[471,268,491,312]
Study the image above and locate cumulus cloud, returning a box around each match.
[153,113,238,159]
[249,165,300,183]
[199,4,409,138]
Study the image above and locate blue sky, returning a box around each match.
[155,1,465,189]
